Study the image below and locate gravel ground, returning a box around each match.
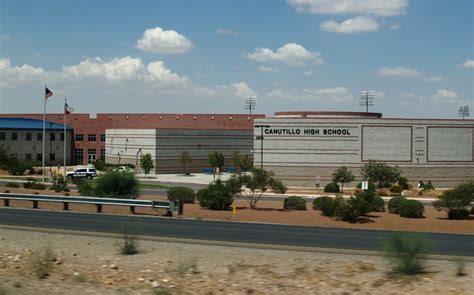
[0,228,473,294]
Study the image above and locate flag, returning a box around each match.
[45,87,53,100]
[64,103,74,114]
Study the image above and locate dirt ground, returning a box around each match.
[1,187,473,235]
[0,228,473,295]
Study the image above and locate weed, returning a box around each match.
[31,245,55,279]
[175,258,199,276]
[153,287,172,295]
[456,261,467,277]
[382,233,430,275]
[117,223,140,255]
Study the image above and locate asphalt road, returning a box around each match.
[0,208,472,256]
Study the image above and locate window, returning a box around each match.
[37,133,43,141]
[11,132,18,141]
[101,148,106,159]
[75,134,84,141]
[88,134,96,142]
[60,133,65,141]
[0,132,5,140]
[37,153,43,162]
[101,134,106,142]
[50,133,56,141]
[50,153,56,162]
[26,133,32,141]
[75,149,83,165]
[25,154,32,161]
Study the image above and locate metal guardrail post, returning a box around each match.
[63,202,69,211]
[96,204,102,213]
[4,199,9,207]
[169,200,183,216]
[130,206,135,214]
[32,200,39,209]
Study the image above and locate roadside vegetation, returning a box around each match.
[75,170,138,198]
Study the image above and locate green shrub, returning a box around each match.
[23,178,46,190]
[313,196,342,216]
[399,199,424,218]
[283,196,307,210]
[422,183,435,191]
[354,189,376,216]
[433,181,474,220]
[197,180,233,210]
[5,182,20,188]
[388,196,406,214]
[50,175,68,192]
[447,209,470,220]
[324,182,340,193]
[372,196,386,212]
[118,224,139,255]
[92,159,106,171]
[94,171,138,198]
[336,197,369,223]
[398,176,409,190]
[75,179,95,196]
[383,233,429,275]
[356,181,376,192]
[167,186,196,204]
[389,185,403,194]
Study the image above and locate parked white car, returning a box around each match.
[66,167,97,179]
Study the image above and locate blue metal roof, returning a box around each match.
[0,118,72,130]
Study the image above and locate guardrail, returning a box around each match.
[0,193,182,216]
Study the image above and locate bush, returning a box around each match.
[23,178,46,190]
[283,196,307,210]
[377,188,391,196]
[398,176,409,190]
[118,224,139,255]
[389,185,403,194]
[447,209,470,220]
[31,246,55,279]
[324,182,340,193]
[94,171,138,198]
[197,180,233,210]
[422,183,435,191]
[399,199,424,218]
[383,233,429,275]
[167,186,196,204]
[313,196,343,217]
[433,181,474,220]
[92,159,106,171]
[5,182,20,188]
[336,197,370,223]
[388,196,406,214]
[372,196,386,212]
[75,179,95,196]
[50,175,68,192]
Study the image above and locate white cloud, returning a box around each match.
[424,76,443,82]
[287,0,409,17]
[266,86,353,103]
[375,91,386,99]
[431,89,459,103]
[216,29,239,36]
[321,16,380,33]
[389,23,400,30]
[0,58,52,88]
[378,66,421,77]
[304,70,313,76]
[231,82,257,97]
[136,27,193,54]
[244,43,324,67]
[257,66,278,73]
[2,35,12,40]
[401,92,423,101]
[145,61,190,86]
[459,59,474,68]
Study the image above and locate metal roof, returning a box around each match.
[0,118,72,130]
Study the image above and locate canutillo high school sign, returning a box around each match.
[264,128,352,136]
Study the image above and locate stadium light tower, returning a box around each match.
[244,97,257,115]
[458,106,470,119]
[360,91,375,113]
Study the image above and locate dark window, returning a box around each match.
[37,133,43,141]
[50,133,56,141]
[75,149,83,165]
[37,153,42,162]
[88,134,96,142]
[101,134,106,142]
[50,153,55,162]
[25,154,32,161]
[11,133,18,141]
[75,134,84,141]
[0,132,5,140]
[60,133,65,141]
[101,148,106,159]
[26,133,32,141]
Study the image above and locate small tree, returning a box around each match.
[140,153,154,177]
[433,181,474,219]
[178,150,193,175]
[332,166,355,193]
[240,154,253,172]
[227,168,287,209]
[94,171,138,198]
[231,150,242,173]
[208,151,225,180]
[197,180,234,210]
[361,160,401,188]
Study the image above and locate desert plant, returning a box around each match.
[167,186,196,204]
[31,246,55,279]
[398,176,409,190]
[118,223,139,255]
[23,178,46,190]
[153,287,172,295]
[336,197,369,223]
[208,151,225,180]
[92,159,106,171]
[94,171,138,198]
[361,160,401,188]
[178,150,193,175]
[377,188,391,196]
[324,182,340,193]
[175,258,199,276]
[313,196,343,217]
[283,196,307,210]
[372,196,386,212]
[50,175,68,192]
[331,166,355,193]
[75,179,96,196]
[389,185,403,194]
[388,196,406,214]
[399,199,424,218]
[5,182,20,188]
[140,153,154,176]
[196,188,210,207]
[383,233,429,275]
[239,154,253,172]
[422,183,435,191]
[197,180,234,210]
[433,181,474,220]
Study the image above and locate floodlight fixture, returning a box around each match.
[360,90,375,113]
[244,97,257,115]
[458,105,470,119]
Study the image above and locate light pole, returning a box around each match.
[360,90,375,112]
[254,124,270,171]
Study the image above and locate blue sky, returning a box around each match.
[0,0,472,118]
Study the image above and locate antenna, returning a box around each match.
[360,91,375,113]
[244,97,257,115]
[458,106,470,119]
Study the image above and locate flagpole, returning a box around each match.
[64,97,67,178]
[42,86,46,182]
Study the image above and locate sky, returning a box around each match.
[0,0,473,118]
